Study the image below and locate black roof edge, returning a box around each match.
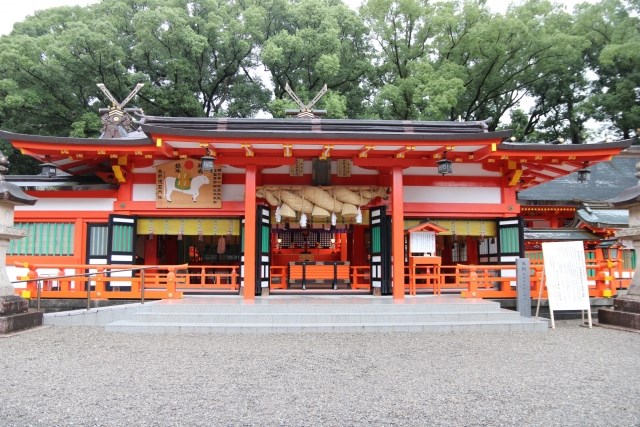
[0,130,152,145]
[499,139,633,151]
[140,123,513,142]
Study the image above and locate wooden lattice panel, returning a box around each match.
[337,159,352,177]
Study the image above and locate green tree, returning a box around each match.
[576,0,640,140]
[0,6,124,137]
[261,0,372,118]
[105,0,271,117]
[362,0,437,120]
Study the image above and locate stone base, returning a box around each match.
[0,310,43,334]
[372,287,382,296]
[598,295,640,330]
[0,295,29,315]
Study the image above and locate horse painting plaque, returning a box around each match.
[155,159,222,208]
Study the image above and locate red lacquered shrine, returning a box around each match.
[0,102,632,300]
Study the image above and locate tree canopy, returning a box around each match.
[0,0,638,171]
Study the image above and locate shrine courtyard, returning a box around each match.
[0,320,638,426]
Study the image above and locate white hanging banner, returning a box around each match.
[541,241,592,328]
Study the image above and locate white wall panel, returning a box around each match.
[223,184,246,201]
[16,198,116,211]
[403,186,501,204]
[133,184,155,201]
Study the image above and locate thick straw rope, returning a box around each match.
[257,186,388,218]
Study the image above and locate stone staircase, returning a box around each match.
[104,295,549,333]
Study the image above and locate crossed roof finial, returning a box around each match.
[97,83,144,138]
[284,83,328,119]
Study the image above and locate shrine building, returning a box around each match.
[0,89,633,300]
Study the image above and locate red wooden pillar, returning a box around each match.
[243,165,257,300]
[392,166,405,300]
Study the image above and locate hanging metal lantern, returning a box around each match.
[437,157,453,176]
[40,163,58,177]
[201,147,215,172]
[577,164,591,183]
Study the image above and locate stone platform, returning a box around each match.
[0,294,43,334]
[598,296,640,330]
[0,310,43,334]
[86,294,550,334]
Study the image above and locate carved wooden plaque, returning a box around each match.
[155,159,221,208]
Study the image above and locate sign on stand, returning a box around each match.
[541,241,592,329]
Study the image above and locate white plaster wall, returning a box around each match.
[15,198,116,211]
[403,186,501,204]
[404,164,501,177]
[132,184,155,201]
[223,184,246,201]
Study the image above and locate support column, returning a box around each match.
[243,165,257,300]
[392,167,405,300]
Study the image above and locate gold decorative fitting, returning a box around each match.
[242,144,254,157]
[359,146,374,158]
[395,146,415,159]
[320,145,333,160]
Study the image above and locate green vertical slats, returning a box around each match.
[241,224,245,252]
[112,224,133,252]
[9,223,75,256]
[261,226,269,253]
[586,249,596,276]
[112,225,120,251]
[66,222,75,255]
[48,223,55,256]
[36,223,43,255]
[372,226,381,252]
[622,249,636,270]
[499,227,520,253]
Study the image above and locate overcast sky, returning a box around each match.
[1,0,592,36]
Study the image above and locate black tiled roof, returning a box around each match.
[518,154,639,203]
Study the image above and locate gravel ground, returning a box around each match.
[1,320,639,427]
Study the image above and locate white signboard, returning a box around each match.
[410,231,436,255]
[541,241,592,328]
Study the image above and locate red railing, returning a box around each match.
[14,256,633,301]
[13,262,187,302]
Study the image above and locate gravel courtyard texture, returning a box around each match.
[1,320,638,426]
